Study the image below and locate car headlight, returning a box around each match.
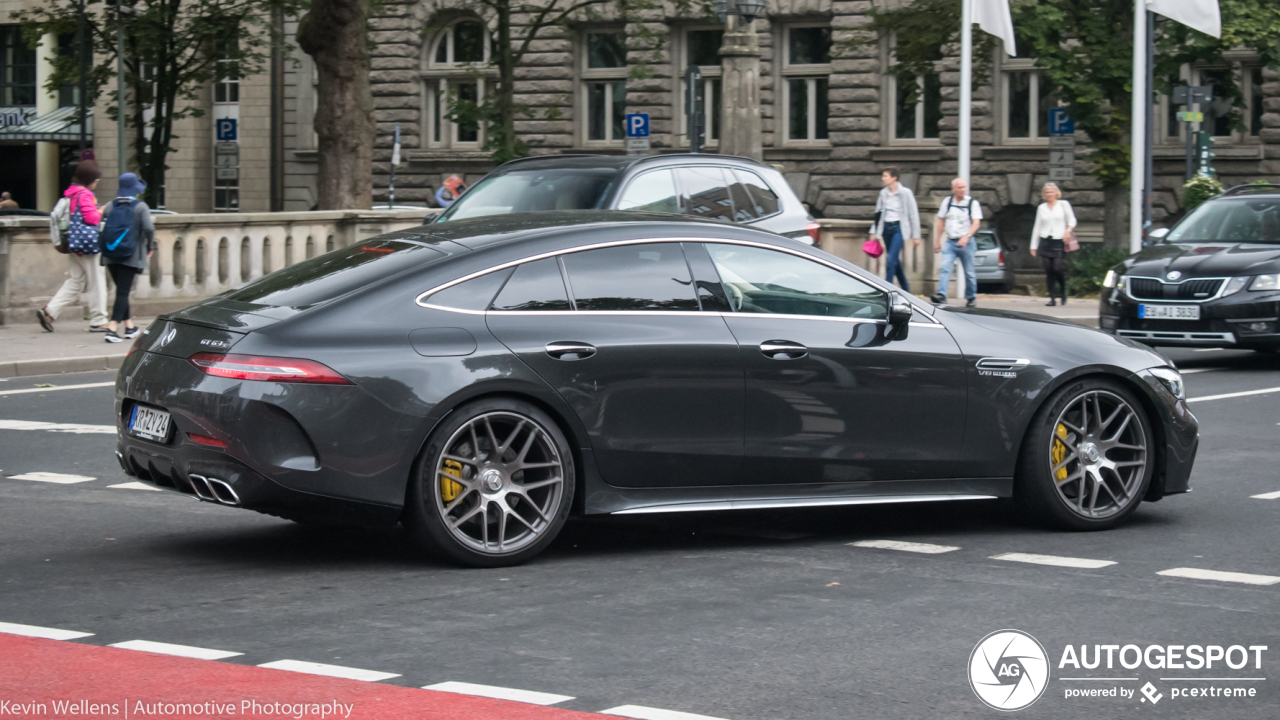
[1250,274,1280,291]
[1148,367,1185,401]
[1222,276,1250,296]
[1103,270,1118,289]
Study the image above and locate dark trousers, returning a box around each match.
[1039,237,1067,300]
[883,222,910,292]
[106,264,141,322]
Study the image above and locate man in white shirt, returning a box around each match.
[870,167,922,291]
[932,177,983,307]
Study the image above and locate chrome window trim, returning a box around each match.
[1123,275,1231,304]
[416,236,942,323]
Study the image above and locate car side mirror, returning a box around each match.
[1149,228,1170,241]
[886,294,913,341]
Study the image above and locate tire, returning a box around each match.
[404,397,575,567]
[1014,378,1154,531]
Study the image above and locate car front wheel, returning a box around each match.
[405,398,574,567]
[1015,378,1154,530]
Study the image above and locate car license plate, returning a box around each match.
[129,405,171,442]
[1138,304,1200,320]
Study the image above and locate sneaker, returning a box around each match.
[1045,299,1057,307]
[930,292,947,305]
[104,331,123,343]
[123,326,140,339]
[36,308,54,332]
[966,298,977,308]
[88,324,110,333]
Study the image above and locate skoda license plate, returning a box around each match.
[1139,304,1200,321]
[129,405,171,442]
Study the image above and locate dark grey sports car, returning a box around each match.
[115,212,1198,567]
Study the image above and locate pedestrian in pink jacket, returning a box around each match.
[37,161,112,332]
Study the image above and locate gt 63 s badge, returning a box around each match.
[969,629,1050,711]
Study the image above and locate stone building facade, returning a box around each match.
[366,0,1280,277]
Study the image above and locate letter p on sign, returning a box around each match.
[625,113,650,138]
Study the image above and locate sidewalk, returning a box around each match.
[0,319,151,378]
[958,293,1099,327]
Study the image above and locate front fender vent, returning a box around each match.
[976,358,1030,371]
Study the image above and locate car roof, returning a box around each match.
[491,153,770,175]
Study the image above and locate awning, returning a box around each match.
[0,106,92,143]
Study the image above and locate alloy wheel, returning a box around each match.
[433,411,565,555]
[1048,390,1148,519]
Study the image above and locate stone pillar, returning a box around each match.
[719,16,763,161]
[35,33,60,212]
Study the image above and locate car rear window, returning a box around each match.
[975,234,998,251]
[436,168,619,222]
[424,267,514,311]
[219,239,443,308]
[733,170,780,217]
[491,258,571,311]
[676,167,736,223]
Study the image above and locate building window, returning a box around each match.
[1001,63,1057,142]
[1,26,36,106]
[893,73,941,141]
[1250,67,1264,137]
[582,30,627,144]
[423,19,492,149]
[678,28,721,146]
[782,25,831,144]
[214,41,239,104]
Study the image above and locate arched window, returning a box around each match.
[424,18,494,149]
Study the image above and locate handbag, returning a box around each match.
[1064,232,1080,252]
[862,237,884,258]
[65,207,100,255]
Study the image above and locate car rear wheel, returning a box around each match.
[1015,378,1153,530]
[405,398,574,567]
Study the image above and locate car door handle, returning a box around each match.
[759,341,808,360]
[545,341,596,360]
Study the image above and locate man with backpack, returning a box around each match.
[932,177,983,307]
[98,173,155,343]
[37,161,110,333]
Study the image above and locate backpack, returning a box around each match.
[99,198,140,260]
[64,189,101,255]
[49,197,72,254]
[943,195,976,221]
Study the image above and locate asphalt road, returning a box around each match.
[1,349,1278,719]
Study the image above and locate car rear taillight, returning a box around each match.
[188,433,229,448]
[127,333,144,356]
[807,221,821,247]
[188,353,353,385]
[998,251,1005,265]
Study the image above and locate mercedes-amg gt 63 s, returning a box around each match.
[115,212,1198,567]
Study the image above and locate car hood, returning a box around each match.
[1122,242,1280,279]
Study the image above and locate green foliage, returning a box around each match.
[1066,244,1131,296]
[1183,174,1224,212]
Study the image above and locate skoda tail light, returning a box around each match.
[807,221,822,247]
[188,353,353,385]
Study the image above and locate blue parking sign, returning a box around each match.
[1048,108,1074,135]
[216,118,238,142]
[625,113,649,138]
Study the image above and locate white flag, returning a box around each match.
[974,0,1017,57]
[1148,0,1221,39]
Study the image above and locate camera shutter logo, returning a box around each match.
[969,630,1050,711]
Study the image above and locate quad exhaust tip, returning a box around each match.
[187,474,241,506]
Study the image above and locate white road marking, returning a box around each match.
[602,706,732,720]
[1156,567,1280,586]
[108,482,161,492]
[0,621,93,640]
[0,382,114,397]
[110,639,242,660]
[422,681,573,705]
[1192,348,1223,352]
[257,660,400,682]
[1188,386,1280,403]
[850,539,960,554]
[9,472,95,484]
[991,552,1117,569]
[1178,368,1217,374]
[0,419,115,434]
[1251,490,1280,500]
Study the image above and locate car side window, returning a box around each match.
[561,243,699,311]
[975,234,998,251]
[490,258,571,311]
[733,170,780,217]
[425,267,514,311]
[704,243,887,319]
[676,167,735,223]
[617,170,680,214]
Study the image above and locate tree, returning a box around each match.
[298,0,377,210]
[13,0,302,207]
[859,0,1280,249]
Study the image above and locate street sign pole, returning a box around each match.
[389,123,401,207]
[685,66,703,154]
[1047,108,1075,183]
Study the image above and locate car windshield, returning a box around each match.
[1166,197,1280,244]
[436,168,619,222]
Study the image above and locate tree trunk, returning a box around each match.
[497,0,516,160]
[1103,184,1129,250]
[297,0,374,210]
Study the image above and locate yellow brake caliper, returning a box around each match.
[441,459,465,502]
[1052,424,1069,481]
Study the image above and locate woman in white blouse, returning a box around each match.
[1030,182,1077,306]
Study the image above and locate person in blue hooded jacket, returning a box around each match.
[100,173,155,343]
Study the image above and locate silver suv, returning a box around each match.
[432,154,819,245]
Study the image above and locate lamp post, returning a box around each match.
[716,0,766,161]
[116,2,139,177]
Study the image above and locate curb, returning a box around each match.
[0,353,127,379]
